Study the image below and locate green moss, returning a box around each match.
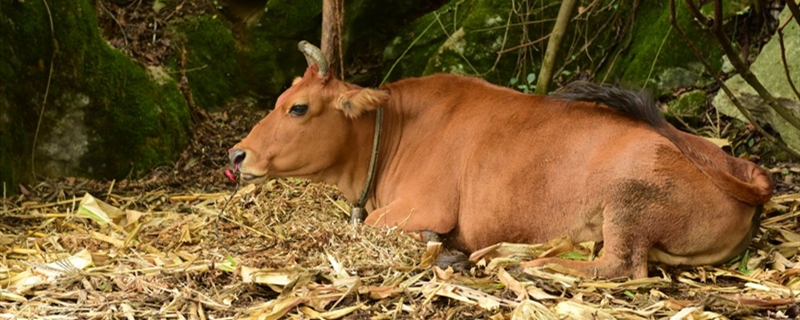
[171,15,240,110]
[257,0,322,38]
[235,0,322,103]
[0,0,191,189]
[599,1,724,94]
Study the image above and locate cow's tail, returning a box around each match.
[553,81,773,206]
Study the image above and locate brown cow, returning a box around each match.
[229,41,773,279]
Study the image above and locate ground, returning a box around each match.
[1,99,799,319]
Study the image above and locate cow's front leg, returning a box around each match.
[364,198,455,235]
[366,200,473,272]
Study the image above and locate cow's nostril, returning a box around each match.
[229,149,246,166]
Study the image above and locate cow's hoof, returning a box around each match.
[421,230,441,243]
[434,250,474,274]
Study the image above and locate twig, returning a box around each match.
[496,34,549,55]
[97,0,129,47]
[785,0,800,30]
[777,26,800,102]
[179,47,208,124]
[641,26,672,94]
[480,6,514,77]
[432,13,480,75]
[31,0,57,179]
[698,0,800,131]
[683,0,710,27]
[381,14,438,85]
[552,8,617,80]
[669,0,800,158]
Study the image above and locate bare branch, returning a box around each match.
[777,28,800,102]
[785,0,800,30]
[669,0,800,158]
[696,0,800,131]
[683,0,710,27]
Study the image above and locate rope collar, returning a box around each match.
[350,107,383,223]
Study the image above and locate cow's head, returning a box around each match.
[228,41,389,184]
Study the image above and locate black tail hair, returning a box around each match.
[552,81,667,130]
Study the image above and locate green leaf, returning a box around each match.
[738,249,752,275]
[623,290,635,298]
[526,73,536,84]
[219,255,238,272]
[558,252,587,261]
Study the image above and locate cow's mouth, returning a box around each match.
[239,172,265,181]
[224,166,266,183]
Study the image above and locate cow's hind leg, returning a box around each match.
[520,225,650,279]
[521,183,661,279]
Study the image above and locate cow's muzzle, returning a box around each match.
[226,148,263,182]
[225,149,246,182]
[229,149,246,167]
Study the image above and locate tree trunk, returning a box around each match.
[534,0,577,95]
[321,0,344,79]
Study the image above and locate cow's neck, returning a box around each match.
[314,92,405,212]
[318,110,385,206]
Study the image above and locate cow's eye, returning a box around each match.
[289,104,308,116]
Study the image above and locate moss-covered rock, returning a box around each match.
[171,15,240,110]
[0,0,191,191]
[599,1,726,95]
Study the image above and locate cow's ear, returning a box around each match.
[337,88,389,118]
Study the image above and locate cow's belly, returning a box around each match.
[444,197,606,253]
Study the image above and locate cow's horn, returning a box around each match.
[298,41,329,77]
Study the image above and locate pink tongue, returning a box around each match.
[224,169,237,182]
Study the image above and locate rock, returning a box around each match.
[712,7,800,153]
[667,89,707,118]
